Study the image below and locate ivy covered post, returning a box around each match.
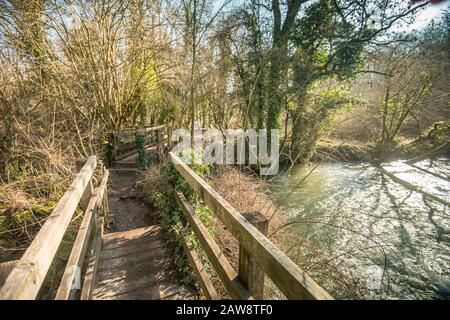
[135,131,148,170]
[105,132,118,167]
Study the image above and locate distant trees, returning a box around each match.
[0,0,445,174]
[220,0,431,163]
[0,0,173,176]
[373,14,449,156]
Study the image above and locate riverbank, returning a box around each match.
[312,132,449,164]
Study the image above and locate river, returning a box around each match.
[272,158,450,300]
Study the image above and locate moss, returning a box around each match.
[0,201,59,252]
[13,202,55,224]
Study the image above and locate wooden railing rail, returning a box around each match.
[112,124,166,137]
[55,169,109,300]
[170,152,333,300]
[108,124,167,164]
[0,156,109,300]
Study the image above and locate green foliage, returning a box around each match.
[129,59,161,125]
[0,201,58,248]
[290,0,370,81]
[158,102,180,124]
[284,0,377,162]
[104,133,119,167]
[290,85,362,162]
[143,157,216,289]
[135,133,149,170]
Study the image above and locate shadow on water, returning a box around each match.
[272,160,450,300]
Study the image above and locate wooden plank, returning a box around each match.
[102,225,161,242]
[0,261,18,288]
[55,170,109,300]
[170,152,333,300]
[93,275,190,300]
[93,273,159,299]
[92,225,194,301]
[113,125,166,137]
[98,246,166,272]
[55,191,97,300]
[76,159,94,212]
[100,240,162,262]
[238,212,268,300]
[96,257,172,282]
[183,242,219,300]
[97,170,110,206]
[174,191,250,300]
[162,289,198,300]
[80,217,104,300]
[0,156,97,300]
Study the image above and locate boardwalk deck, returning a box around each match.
[92,226,196,300]
[0,133,333,300]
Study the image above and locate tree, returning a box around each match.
[373,20,447,157]
[284,0,429,161]
[266,0,304,131]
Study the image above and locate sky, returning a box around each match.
[405,0,450,31]
[212,0,450,32]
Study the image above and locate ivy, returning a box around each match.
[144,157,217,290]
[134,132,149,170]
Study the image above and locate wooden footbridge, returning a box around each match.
[0,126,333,300]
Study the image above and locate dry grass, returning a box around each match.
[210,166,289,299]
[211,166,371,299]
[140,163,369,299]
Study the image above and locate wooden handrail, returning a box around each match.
[170,152,333,300]
[175,191,250,300]
[0,156,98,300]
[112,124,166,137]
[55,169,109,300]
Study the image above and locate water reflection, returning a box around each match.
[272,158,450,299]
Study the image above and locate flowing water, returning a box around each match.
[272,158,450,300]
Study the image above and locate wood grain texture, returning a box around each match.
[56,170,109,300]
[183,243,219,300]
[80,217,104,300]
[170,152,333,300]
[175,191,250,300]
[238,211,268,299]
[0,156,97,300]
[91,226,195,300]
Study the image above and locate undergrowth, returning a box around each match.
[140,155,217,292]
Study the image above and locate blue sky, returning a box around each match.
[403,0,450,31]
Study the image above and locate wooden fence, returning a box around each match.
[0,156,109,300]
[108,125,167,164]
[170,152,333,300]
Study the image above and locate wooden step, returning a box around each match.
[113,161,137,169]
[109,168,139,173]
[91,226,196,300]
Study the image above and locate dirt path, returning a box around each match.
[107,171,157,232]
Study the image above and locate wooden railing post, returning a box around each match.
[76,159,93,212]
[238,211,268,299]
[156,129,162,144]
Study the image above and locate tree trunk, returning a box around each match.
[266,0,302,130]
